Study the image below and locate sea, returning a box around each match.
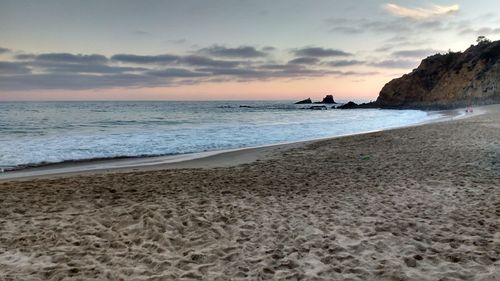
[0,101,443,171]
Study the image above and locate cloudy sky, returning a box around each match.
[1,0,499,101]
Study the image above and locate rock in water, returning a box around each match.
[295,98,312,104]
[321,95,337,104]
[309,105,327,110]
[337,101,359,109]
[376,39,500,109]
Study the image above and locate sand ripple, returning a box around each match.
[0,107,499,280]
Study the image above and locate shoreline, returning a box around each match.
[0,107,472,182]
[1,105,498,280]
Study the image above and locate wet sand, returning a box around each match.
[0,109,457,182]
[0,105,499,280]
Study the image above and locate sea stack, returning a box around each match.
[321,95,337,104]
[295,98,312,104]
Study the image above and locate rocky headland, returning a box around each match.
[326,39,500,110]
[376,39,500,109]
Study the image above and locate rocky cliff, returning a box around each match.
[376,40,500,109]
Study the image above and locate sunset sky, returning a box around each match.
[1,0,499,101]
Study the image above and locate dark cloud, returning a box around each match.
[1,46,376,91]
[35,53,108,64]
[147,68,209,78]
[200,66,327,80]
[330,70,378,76]
[179,55,241,68]
[259,64,304,70]
[0,71,217,91]
[14,54,36,60]
[0,47,10,54]
[325,60,365,67]
[293,47,352,57]
[33,62,147,74]
[111,54,240,67]
[0,73,161,91]
[0,61,31,74]
[288,57,320,65]
[14,53,148,74]
[370,60,420,69]
[196,67,265,78]
[274,68,329,78]
[111,54,179,64]
[198,45,267,58]
[196,65,375,80]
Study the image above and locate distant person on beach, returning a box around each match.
[466,104,474,113]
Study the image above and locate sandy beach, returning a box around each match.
[0,105,499,280]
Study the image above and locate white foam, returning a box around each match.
[0,103,442,170]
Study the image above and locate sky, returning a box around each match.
[1,0,499,101]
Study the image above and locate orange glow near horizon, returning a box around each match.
[0,74,398,102]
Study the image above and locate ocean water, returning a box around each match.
[0,101,441,170]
